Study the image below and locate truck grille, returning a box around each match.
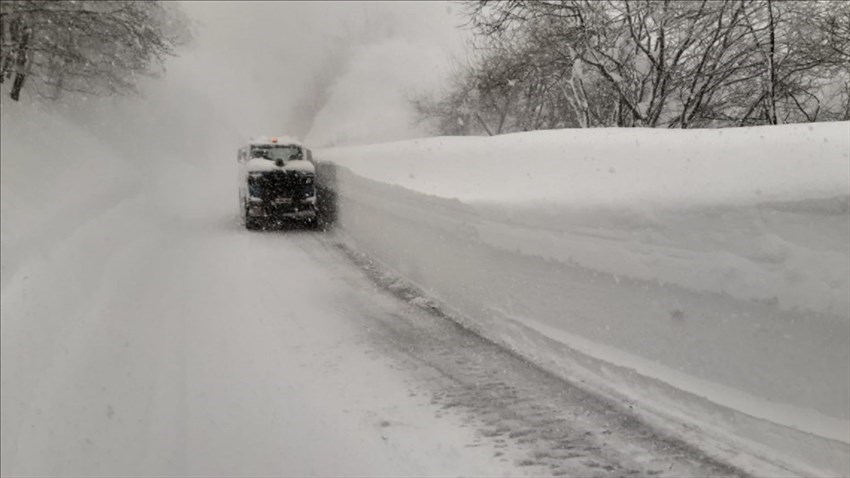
[249,171,314,201]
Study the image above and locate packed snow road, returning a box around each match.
[2,190,741,477]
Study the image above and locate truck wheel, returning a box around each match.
[303,217,319,231]
[246,218,261,231]
[244,203,261,231]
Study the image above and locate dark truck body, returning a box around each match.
[237,137,317,230]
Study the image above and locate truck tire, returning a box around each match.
[244,203,261,231]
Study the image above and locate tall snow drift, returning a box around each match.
[317,121,850,477]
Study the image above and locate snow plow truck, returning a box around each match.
[237,136,317,230]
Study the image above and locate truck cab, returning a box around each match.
[237,136,317,230]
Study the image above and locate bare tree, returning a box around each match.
[420,0,850,133]
[738,0,850,125]
[414,19,597,135]
[411,57,492,136]
[0,0,189,102]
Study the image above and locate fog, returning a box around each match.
[104,1,467,153]
[25,1,468,221]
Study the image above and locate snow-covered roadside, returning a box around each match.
[316,122,850,476]
[0,101,141,291]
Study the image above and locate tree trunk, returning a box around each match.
[9,23,30,101]
[765,0,778,124]
[475,113,494,136]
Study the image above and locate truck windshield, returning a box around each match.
[251,145,302,162]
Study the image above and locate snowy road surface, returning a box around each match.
[1,190,744,477]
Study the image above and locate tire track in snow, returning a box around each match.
[300,232,748,478]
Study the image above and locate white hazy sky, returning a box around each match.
[170,1,470,143]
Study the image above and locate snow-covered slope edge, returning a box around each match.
[319,123,850,318]
[316,122,850,477]
[0,101,141,291]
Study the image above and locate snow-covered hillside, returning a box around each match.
[316,122,850,476]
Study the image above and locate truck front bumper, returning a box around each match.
[248,203,317,220]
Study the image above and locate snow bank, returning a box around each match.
[319,123,850,317]
[319,122,848,206]
[316,122,850,477]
